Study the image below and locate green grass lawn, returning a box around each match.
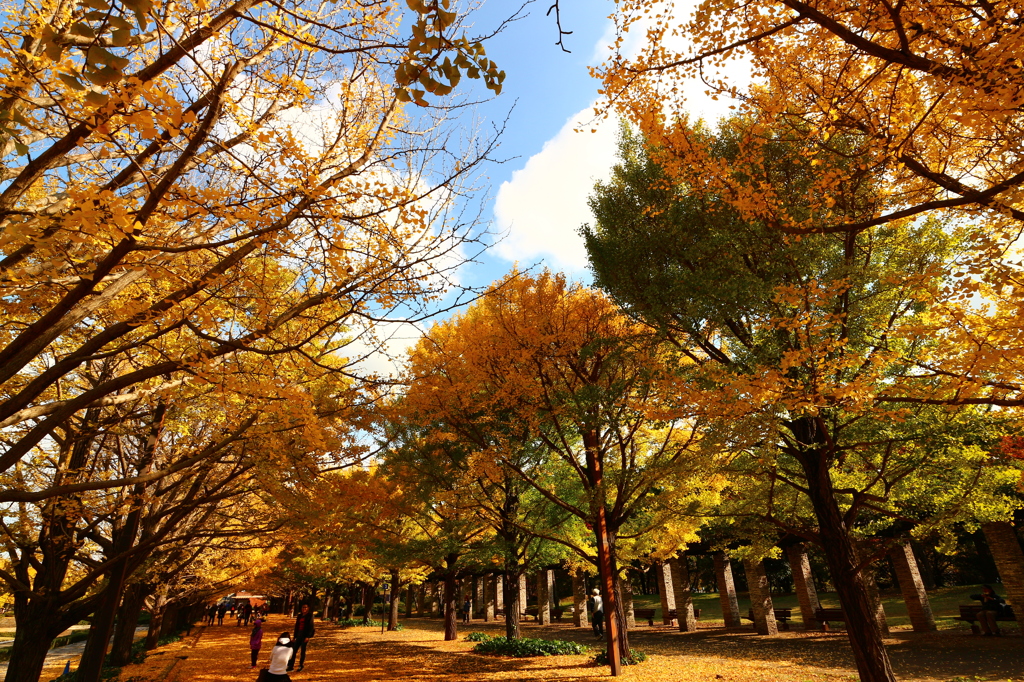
[563,583,994,632]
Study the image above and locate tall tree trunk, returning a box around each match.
[388,570,401,631]
[503,568,522,640]
[788,417,896,682]
[76,581,123,681]
[109,583,148,666]
[443,570,459,641]
[584,428,625,676]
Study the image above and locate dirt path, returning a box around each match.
[117,617,1024,682]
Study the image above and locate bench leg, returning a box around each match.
[970,624,980,635]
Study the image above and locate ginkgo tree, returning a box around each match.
[403,271,726,674]
[582,121,1024,682]
[0,0,505,501]
[597,0,1024,410]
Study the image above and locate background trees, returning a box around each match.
[599,0,1024,408]
[583,122,1022,682]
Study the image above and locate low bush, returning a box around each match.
[472,636,588,658]
[464,632,491,642]
[593,648,648,666]
[336,618,403,630]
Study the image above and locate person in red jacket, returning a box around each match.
[287,603,315,672]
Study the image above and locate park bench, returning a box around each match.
[954,604,1017,634]
[524,606,539,622]
[744,608,792,630]
[814,607,845,630]
[634,608,703,626]
[634,608,658,626]
[666,608,701,622]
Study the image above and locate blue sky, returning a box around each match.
[456,0,619,288]
[359,0,749,375]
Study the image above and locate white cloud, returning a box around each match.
[494,2,753,274]
[342,318,424,380]
[493,106,619,274]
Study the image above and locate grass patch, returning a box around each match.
[336,618,403,630]
[471,635,589,657]
[593,648,648,666]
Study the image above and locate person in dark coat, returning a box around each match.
[972,584,1007,636]
[287,603,315,672]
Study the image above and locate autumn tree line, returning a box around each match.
[2,1,1024,682]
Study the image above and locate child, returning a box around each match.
[249,617,264,669]
[265,632,294,680]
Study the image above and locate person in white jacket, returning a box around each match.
[261,633,293,681]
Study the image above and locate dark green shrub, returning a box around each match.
[336,618,403,630]
[593,648,647,666]
[472,636,588,657]
[464,632,491,642]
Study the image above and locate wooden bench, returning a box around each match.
[634,608,658,626]
[744,608,792,630]
[814,607,845,630]
[666,608,701,622]
[634,608,702,626]
[954,604,1017,634]
[524,606,539,622]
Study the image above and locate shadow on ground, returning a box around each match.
[115,616,1024,682]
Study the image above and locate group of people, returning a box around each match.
[250,603,316,681]
[206,601,269,626]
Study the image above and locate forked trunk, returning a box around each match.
[109,583,147,666]
[789,417,896,682]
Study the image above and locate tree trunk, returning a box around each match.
[585,428,626,675]
[109,583,148,666]
[789,417,896,682]
[503,568,523,639]
[77,581,122,681]
[443,571,459,641]
[145,592,167,649]
[388,570,401,631]
[361,583,375,624]
[5,602,68,682]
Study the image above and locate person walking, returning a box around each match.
[287,603,315,672]
[461,596,471,624]
[249,617,264,670]
[217,603,228,625]
[590,589,604,637]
